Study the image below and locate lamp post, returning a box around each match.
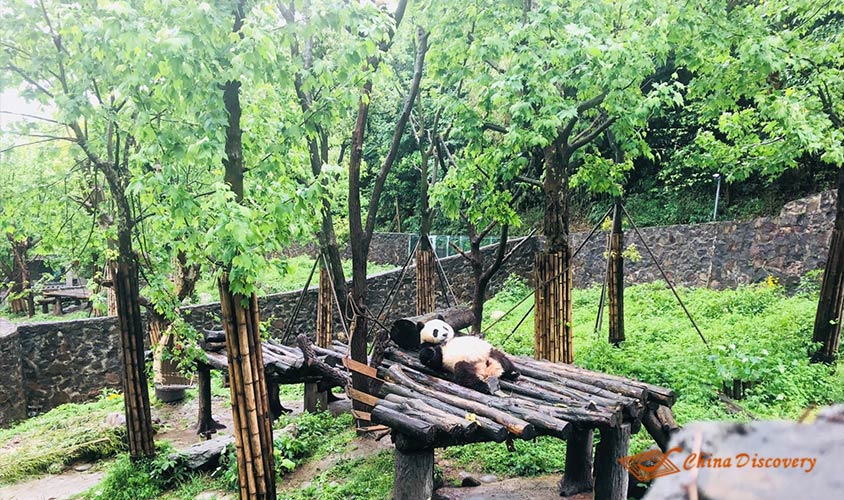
[712,173,722,221]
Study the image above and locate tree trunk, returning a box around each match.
[219,276,276,499]
[812,174,844,363]
[536,143,573,362]
[594,424,631,500]
[559,427,594,496]
[608,202,624,345]
[113,231,156,459]
[393,445,434,500]
[105,262,118,316]
[220,72,277,497]
[534,250,573,363]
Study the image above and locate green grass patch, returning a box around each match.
[1,310,90,323]
[484,278,844,438]
[80,442,192,500]
[0,391,127,484]
[215,410,357,492]
[278,451,394,500]
[442,436,567,477]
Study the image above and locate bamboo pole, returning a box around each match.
[608,202,624,345]
[534,250,573,363]
[416,248,436,315]
[218,273,276,499]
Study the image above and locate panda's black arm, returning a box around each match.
[419,344,444,371]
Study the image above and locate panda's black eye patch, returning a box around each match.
[433,329,439,337]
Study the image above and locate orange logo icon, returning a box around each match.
[618,447,682,482]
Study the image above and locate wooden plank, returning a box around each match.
[348,387,379,407]
[352,409,372,421]
[343,357,380,379]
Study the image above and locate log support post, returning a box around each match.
[196,363,225,438]
[304,382,328,413]
[393,441,434,500]
[594,423,631,500]
[306,265,334,413]
[608,202,624,345]
[559,427,594,496]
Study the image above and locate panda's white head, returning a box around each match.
[418,318,454,344]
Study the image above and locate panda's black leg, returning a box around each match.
[490,349,520,380]
[454,361,494,394]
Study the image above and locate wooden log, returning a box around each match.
[385,395,480,438]
[384,346,628,421]
[305,383,328,413]
[393,444,434,500]
[196,364,225,438]
[381,365,536,439]
[380,383,509,442]
[559,427,594,496]
[390,306,475,350]
[395,366,571,439]
[499,380,621,427]
[594,423,631,500]
[371,404,437,446]
[296,334,350,389]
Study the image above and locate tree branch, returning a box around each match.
[364,26,429,241]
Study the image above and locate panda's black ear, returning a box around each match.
[436,314,444,321]
[416,321,425,333]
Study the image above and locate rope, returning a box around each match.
[375,237,421,321]
[620,202,710,349]
[430,235,459,307]
[280,256,319,345]
[482,204,614,337]
[320,253,350,342]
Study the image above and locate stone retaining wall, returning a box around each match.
[0,191,836,426]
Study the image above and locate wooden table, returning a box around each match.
[42,287,92,314]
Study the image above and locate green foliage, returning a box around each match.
[797,269,824,298]
[82,443,191,500]
[0,391,126,484]
[442,437,567,477]
[278,451,394,500]
[274,411,355,473]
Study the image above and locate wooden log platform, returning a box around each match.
[196,336,349,437]
[349,323,678,500]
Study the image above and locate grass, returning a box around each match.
[4,274,843,497]
[277,451,394,500]
[0,391,126,484]
[1,309,90,324]
[474,274,844,464]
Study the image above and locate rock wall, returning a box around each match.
[182,236,537,339]
[17,317,122,415]
[0,319,26,425]
[570,191,836,289]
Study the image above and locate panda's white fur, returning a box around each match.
[419,319,504,380]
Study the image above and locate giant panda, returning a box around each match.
[416,318,519,395]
